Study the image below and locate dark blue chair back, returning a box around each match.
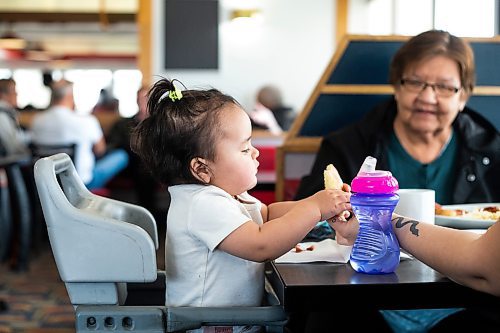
[293,35,500,137]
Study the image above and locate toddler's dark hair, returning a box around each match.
[131,78,239,186]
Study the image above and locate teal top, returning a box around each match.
[381,308,463,333]
[386,131,458,205]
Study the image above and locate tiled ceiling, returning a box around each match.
[0,0,137,15]
[0,0,138,65]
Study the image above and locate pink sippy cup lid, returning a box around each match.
[350,156,399,194]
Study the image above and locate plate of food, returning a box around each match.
[435,203,500,229]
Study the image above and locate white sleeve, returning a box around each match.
[188,189,252,251]
[86,115,104,143]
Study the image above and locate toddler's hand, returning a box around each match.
[311,189,351,221]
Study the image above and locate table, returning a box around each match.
[266,259,500,312]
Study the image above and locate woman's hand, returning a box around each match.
[328,214,359,246]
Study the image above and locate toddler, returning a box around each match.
[131,78,351,333]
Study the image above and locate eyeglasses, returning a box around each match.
[400,78,461,97]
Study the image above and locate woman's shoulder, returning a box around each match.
[456,108,499,146]
[459,108,498,131]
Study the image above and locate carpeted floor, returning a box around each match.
[0,245,75,333]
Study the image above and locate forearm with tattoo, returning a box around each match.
[392,216,420,236]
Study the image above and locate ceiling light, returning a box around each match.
[25,42,52,62]
[0,31,26,50]
[230,9,262,20]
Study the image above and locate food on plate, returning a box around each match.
[294,243,315,252]
[467,206,499,220]
[436,204,500,221]
[324,164,351,221]
[482,206,499,213]
[435,204,466,217]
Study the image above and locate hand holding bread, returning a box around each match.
[324,164,351,221]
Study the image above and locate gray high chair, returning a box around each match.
[34,153,287,332]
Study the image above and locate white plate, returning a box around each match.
[435,203,499,229]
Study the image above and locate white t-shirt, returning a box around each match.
[31,106,103,184]
[166,185,264,332]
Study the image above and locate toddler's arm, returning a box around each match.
[263,183,351,222]
[219,189,351,262]
[262,201,299,222]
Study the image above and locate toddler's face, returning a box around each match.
[207,104,260,196]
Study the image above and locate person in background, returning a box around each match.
[0,78,29,155]
[19,104,42,113]
[249,85,295,134]
[92,88,120,114]
[131,78,351,333]
[330,213,500,332]
[108,85,159,213]
[30,79,128,190]
[0,78,24,313]
[91,89,121,138]
[295,30,499,205]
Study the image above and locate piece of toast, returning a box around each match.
[324,164,343,190]
[324,164,350,220]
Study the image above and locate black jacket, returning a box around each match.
[294,98,500,204]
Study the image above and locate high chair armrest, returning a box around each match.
[80,195,159,249]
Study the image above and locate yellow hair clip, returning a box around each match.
[168,89,183,102]
[159,88,183,103]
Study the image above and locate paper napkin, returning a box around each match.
[275,238,352,263]
[275,238,415,263]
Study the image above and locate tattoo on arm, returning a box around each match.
[392,217,420,236]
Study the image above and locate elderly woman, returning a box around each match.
[295,30,499,205]
[295,30,499,333]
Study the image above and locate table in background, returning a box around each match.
[250,130,285,205]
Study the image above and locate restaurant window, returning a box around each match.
[349,0,497,37]
[64,69,142,117]
[64,69,113,115]
[434,0,496,37]
[0,68,142,117]
[0,69,12,79]
[113,69,143,117]
[0,69,50,109]
[12,69,50,109]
